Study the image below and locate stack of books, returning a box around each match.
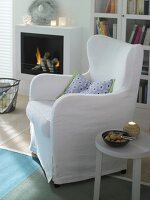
[127,0,150,15]
[128,24,150,45]
[96,18,117,39]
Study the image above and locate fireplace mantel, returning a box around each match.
[14,24,81,95]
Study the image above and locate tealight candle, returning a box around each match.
[58,17,67,26]
[123,121,140,137]
[23,15,31,25]
[50,20,57,26]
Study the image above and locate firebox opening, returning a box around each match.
[21,33,63,75]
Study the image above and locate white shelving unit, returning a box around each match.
[91,0,150,133]
[91,0,122,39]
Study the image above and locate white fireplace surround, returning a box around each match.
[14,24,81,95]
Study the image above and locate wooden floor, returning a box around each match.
[0,95,31,155]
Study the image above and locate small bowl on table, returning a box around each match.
[102,130,130,147]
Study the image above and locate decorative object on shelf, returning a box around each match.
[58,17,67,26]
[28,0,58,25]
[50,20,57,26]
[123,121,140,137]
[22,15,32,25]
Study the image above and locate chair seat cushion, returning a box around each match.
[26,100,54,137]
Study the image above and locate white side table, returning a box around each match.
[93,132,150,200]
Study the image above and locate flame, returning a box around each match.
[55,61,60,68]
[36,48,41,65]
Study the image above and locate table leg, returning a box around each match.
[93,150,103,200]
[132,158,141,200]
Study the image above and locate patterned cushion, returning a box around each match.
[64,73,114,95]
[81,79,114,94]
[65,74,91,93]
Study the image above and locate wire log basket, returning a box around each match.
[0,78,20,114]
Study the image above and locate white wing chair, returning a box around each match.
[26,35,143,184]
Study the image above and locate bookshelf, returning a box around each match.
[91,0,122,40]
[91,0,150,133]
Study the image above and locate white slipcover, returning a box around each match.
[26,35,143,184]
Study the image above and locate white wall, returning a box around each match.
[13,0,92,73]
[56,0,92,72]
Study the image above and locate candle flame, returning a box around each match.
[128,121,136,125]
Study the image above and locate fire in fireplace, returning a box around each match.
[32,48,60,73]
[21,33,63,75]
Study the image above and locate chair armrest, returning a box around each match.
[51,89,135,171]
[29,73,72,101]
[52,89,136,130]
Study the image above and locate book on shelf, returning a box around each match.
[105,0,111,13]
[137,85,143,103]
[113,23,117,39]
[128,24,138,43]
[142,66,149,75]
[143,27,150,45]
[96,18,100,34]
[143,83,148,104]
[142,81,148,104]
[139,25,146,44]
[128,0,134,14]
[144,0,149,15]
[141,25,148,44]
[142,60,149,75]
[137,81,148,104]
[136,0,144,15]
[105,0,116,13]
[110,0,116,13]
[100,20,108,35]
[133,0,137,14]
[134,26,142,44]
[104,20,110,36]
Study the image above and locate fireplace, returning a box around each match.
[15,25,81,95]
[21,33,63,75]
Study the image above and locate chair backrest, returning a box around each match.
[87,35,143,93]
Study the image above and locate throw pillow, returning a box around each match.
[64,74,91,94]
[81,79,114,94]
[108,79,115,93]
[57,72,115,98]
[56,71,78,98]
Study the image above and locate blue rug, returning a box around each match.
[0,149,150,200]
[0,148,41,198]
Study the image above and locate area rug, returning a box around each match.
[1,148,150,200]
[0,148,41,199]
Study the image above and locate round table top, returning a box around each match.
[95,132,150,159]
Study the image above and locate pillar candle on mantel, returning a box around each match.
[58,17,67,26]
[50,20,57,26]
